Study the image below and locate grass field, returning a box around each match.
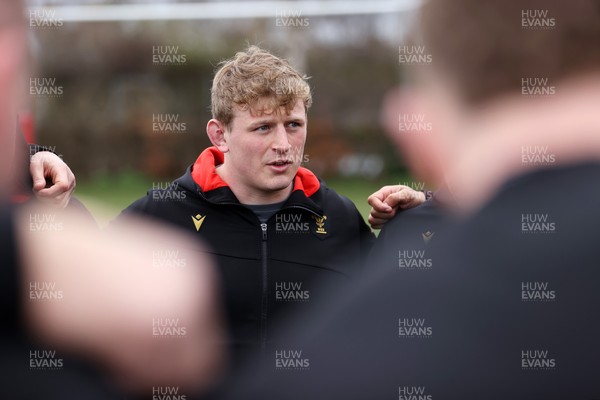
[75,171,392,227]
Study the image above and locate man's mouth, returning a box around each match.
[268,160,292,166]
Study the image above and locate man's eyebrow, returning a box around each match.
[248,118,276,127]
[286,115,305,122]
[246,114,306,128]
[284,113,307,123]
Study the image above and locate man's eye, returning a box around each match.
[255,125,269,132]
[287,122,301,128]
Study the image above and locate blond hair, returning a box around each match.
[211,46,312,128]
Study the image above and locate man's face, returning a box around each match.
[221,99,307,202]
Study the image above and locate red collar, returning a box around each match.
[191,146,320,197]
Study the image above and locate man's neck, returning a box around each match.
[446,74,600,214]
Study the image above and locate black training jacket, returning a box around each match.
[118,147,375,365]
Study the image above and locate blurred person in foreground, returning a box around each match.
[0,1,225,398]
[223,0,600,398]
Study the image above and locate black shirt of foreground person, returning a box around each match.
[224,162,600,400]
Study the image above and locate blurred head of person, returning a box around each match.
[388,0,600,209]
[0,0,27,198]
[206,45,312,204]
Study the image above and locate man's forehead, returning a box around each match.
[232,99,306,119]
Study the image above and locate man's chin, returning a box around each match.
[258,165,298,190]
[261,175,295,193]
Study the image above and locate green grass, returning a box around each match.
[325,178,383,221]
[75,172,387,227]
[75,171,154,226]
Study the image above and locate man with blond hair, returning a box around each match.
[119,46,404,369]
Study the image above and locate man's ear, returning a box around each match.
[206,119,229,153]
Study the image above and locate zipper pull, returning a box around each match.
[260,223,268,240]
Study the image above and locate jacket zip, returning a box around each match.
[260,222,268,351]
[258,208,320,351]
[194,189,322,350]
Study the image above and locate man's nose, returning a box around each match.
[272,124,291,153]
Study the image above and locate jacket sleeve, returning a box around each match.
[114,193,157,222]
[336,193,376,273]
